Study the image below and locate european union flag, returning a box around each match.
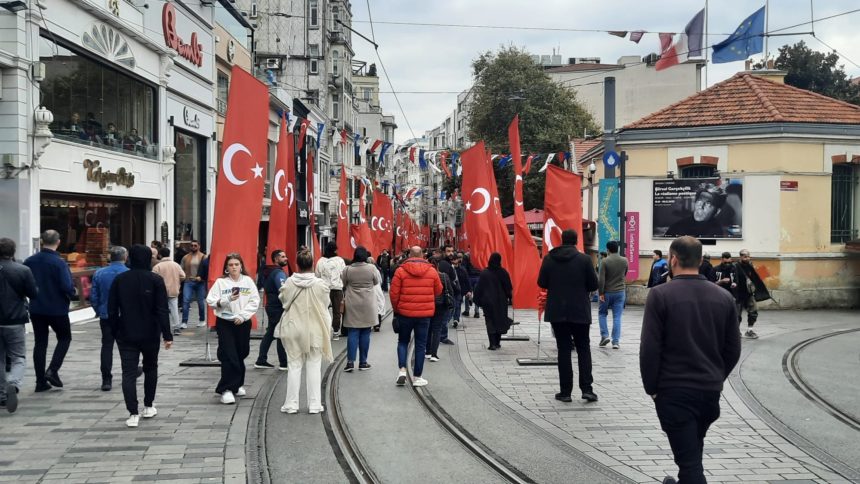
[712,6,765,63]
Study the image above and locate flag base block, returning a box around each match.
[516,357,558,366]
[179,358,220,367]
[501,335,530,341]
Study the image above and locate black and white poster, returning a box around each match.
[652,178,743,239]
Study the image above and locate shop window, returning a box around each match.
[217,72,229,115]
[680,165,718,178]
[175,131,207,247]
[40,193,146,310]
[39,36,157,158]
[831,164,858,243]
[321,161,329,193]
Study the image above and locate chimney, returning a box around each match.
[744,58,786,84]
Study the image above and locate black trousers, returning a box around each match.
[99,318,116,381]
[426,306,446,357]
[118,341,159,415]
[487,331,501,347]
[30,313,72,383]
[216,317,251,394]
[550,322,593,395]
[257,307,287,366]
[330,290,344,334]
[655,388,721,484]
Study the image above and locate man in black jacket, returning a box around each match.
[436,245,460,345]
[537,230,599,403]
[254,249,290,370]
[640,236,740,484]
[108,245,173,428]
[0,238,38,413]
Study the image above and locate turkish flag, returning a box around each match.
[307,150,321,265]
[207,67,269,328]
[485,149,514,270]
[461,141,512,269]
[296,118,311,152]
[509,116,541,309]
[544,164,584,253]
[352,182,375,257]
[371,190,394,255]
[336,165,351,258]
[267,114,296,273]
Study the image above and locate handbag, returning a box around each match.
[273,286,305,339]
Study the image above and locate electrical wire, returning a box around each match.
[810,35,860,69]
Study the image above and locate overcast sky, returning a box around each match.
[349,0,860,143]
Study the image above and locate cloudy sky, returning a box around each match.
[348,0,860,143]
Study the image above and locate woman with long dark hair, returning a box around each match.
[472,252,512,350]
[206,253,260,404]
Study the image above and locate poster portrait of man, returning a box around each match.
[652,178,743,239]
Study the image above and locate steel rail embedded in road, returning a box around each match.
[782,328,860,432]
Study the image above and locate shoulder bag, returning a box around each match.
[273,285,306,339]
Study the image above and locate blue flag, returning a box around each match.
[353,133,362,159]
[378,142,393,166]
[712,6,765,64]
[418,149,427,170]
[316,122,325,149]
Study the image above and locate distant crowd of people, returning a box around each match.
[58,112,150,154]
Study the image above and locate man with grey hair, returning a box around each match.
[90,246,129,391]
[0,237,38,413]
[24,230,76,392]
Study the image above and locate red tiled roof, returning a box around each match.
[572,138,602,163]
[545,63,621,73]
[624,73,860,130]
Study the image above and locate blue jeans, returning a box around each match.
[0,325,26,400]
[182,280,206,324]
[598,290,626,344]
[453,294,463,320]
[347,327,371,364]
[396,316,430,377]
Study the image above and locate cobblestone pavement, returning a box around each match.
[454,307,852,483]
[0,310,272,484]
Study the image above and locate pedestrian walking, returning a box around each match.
[206,253,260,405]
[640,236,741,484]
[698,253,716,282]
[372,258,386,332]
[24,230,75,392]
[0,238,38,413]
[278,250,333,414]
[436,245,459,345]
[713,252,738,297]
[597,240,628,349]
[108,245,174,428]
[537,229,599,403]
[376,249,391,292]
[315,242,346,340]
[472,252,512,350]
[341,247,380,372]
[647,250,669,288]
[152,247,185,335]
[90,246,129,391]
[254,250,290,370]
[426,256,454,361]
[452,254,472,328]
[462,252,481,318]
[180,241,208,328]
[390,246,442,387]
[734,250,770,339]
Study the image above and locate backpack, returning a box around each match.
[435,271,454,309]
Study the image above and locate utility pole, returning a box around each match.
[603,77,616,179]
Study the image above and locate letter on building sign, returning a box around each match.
[162,3,203,67]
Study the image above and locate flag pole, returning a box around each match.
[764,0,770,61]
[704,0,709,89]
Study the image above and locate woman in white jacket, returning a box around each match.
[205,253,260,405]
[278,250,333,414]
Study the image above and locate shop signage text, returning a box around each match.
[162,3,203,67]
[183,106,201,129]
[83,159,135,189]
[780,180,798,191]
[625,212,639,281]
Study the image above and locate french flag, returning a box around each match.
[655,8,705,71]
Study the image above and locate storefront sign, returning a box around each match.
[297,200,309,224]
[780,180,798,191]
[162,3,203,67]
[625,212,639,281]
[183,106,201,129]
[83,159,135,189]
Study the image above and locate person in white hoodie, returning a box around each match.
[205,253,260,404]
[279,250,333,414]
[315,242,346,340]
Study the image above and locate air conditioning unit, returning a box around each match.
[265,58,281,70]
[250,3,258,18]
[643,53,659,66]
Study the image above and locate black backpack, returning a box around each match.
[435,271,454,309]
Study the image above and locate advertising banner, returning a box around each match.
[598,178,620,248]
[653,178,743,239]
[625,212,639,281]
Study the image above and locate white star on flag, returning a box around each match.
[252,163,264,178]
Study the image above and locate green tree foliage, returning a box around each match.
[463,47,598,217]
[756,41,860,105]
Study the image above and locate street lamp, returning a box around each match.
[587,161,597,226]
[0,1,27,12]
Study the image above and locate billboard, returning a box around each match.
[598,178,620,247]
[653,178,743,239]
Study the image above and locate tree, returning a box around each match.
[465,47,598,217]
[756,41,860,105]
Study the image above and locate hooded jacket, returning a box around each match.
[278,272,333,363]
[537,245,598,324]
[389,258,442,318]
[108,245,172,344]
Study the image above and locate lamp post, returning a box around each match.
[587,161,596,224]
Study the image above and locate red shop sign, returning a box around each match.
[162,3,203,67]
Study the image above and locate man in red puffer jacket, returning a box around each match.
[389,246,442,387]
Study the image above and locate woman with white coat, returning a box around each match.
[206,253,260,404]
[370,257,385,332]
[278,250,333,414]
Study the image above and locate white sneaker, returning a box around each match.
[179,324,188,330]
[429,356,440,362]
[278,366,289,371]
[280,406,298,414]
[197,322,207,328]
[612,343,620,349]
[141,407,157,418]
[126,414,140,427]
[236,387,246,397]
[333,334,340,341]
[396,370,407,386]
[425,354,431,359]
[221,390,236,404]
[412,377,429,387]
[309,406,325,414]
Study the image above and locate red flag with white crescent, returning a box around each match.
[353,182,375,256]
[267,114,296,273]
[509,116,541,309]
[336,165,351,258]
[461,141,511,269]
[207,66,269,328]
[307,150,321,265]
[371,190,394,255]
[544,164,584,253]
[296,118,311,152]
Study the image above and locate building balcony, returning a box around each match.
[328,29,350,46]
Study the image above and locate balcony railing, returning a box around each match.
[52,131,159,160]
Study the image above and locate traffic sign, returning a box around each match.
[603,150,620,168]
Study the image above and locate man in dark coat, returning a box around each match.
[254,250,290,369]
[713,252,738,297]
[734,250,770,339]
[537,229,599,403]
[472,252,512,350]
[108,245,173,428]
[0,237,38,413]
[698,253,715,282]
